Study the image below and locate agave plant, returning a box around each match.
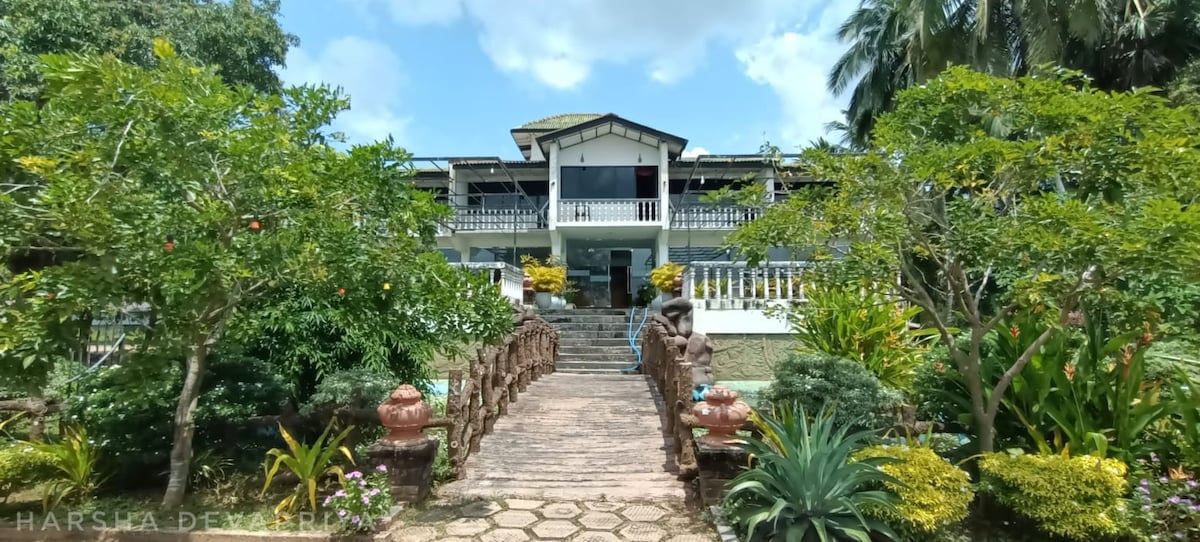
[261,422,355,517]
[726,404,902,541]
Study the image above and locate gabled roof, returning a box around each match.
[516,113,603,131]
[534,113,689,160]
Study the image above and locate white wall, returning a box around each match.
[563,134,659,166]
[692,304,791,334]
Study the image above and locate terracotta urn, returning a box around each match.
[692,385,750,447]
[672,273,683,296]
[523,273,534,291]
[377,384,431,444]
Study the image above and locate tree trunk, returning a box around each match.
[161,333,210,509]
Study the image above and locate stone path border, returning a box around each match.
[387,498,718,542]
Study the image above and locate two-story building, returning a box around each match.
[415,113,812,318]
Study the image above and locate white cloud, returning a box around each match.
[355,0,792,88]
[735,4,857,147]
[682,146,711,159]
[344,0,855,146]
[282,36,410,144]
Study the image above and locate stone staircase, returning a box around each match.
[540,309,637,374]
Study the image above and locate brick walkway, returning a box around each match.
[437,373,686,501]
[388,498,718,542]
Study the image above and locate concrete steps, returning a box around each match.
[543,309,640,374]
[438,373,684,501]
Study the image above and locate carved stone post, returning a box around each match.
[368,385,439,502]
[694,386,752,507]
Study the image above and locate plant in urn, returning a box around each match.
[377,385,431,444]
[692,385,750,446]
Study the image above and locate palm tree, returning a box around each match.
[829,0,1200,145]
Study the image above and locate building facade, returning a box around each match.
[416,113,811,322]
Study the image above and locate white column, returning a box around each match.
[449,165,466,207]
[548,141,560,230]
[550,231,563,259]
[453,239,471,263]
[762,166,775,203]
[656,229,670,266]
[659,141,670,229]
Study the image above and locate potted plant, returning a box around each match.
[561,280,580,309]
[648,262,685,309]
[520,255,567,309]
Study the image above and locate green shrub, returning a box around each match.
[65,351,291,484]
[0,443,56,502]
[852,445,973,536]
[787,282,934,390]
[979,453,1128,541]
[763,352,902,431]
[725,405,901,541]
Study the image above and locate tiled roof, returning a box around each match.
[516,113,603,130]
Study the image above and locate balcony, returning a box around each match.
[670,204,764,230]
[557,198,660,225]
[440,204,547,234]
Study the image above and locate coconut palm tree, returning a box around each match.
[829,0,1200,145]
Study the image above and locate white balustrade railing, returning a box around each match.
[683,261,807,308]
[558,199,660,224]
[452,207,541,231]
[456,262,525,303]
[671,205,763,230]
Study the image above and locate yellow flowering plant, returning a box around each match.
[520,255,567,294]
[649,262,685,293]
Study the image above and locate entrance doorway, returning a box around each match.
[564,241,655,308]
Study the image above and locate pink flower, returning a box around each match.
[376,464,388,473]
[368,488,380,497]
[334,490,346,498]
[337,510,347,518]
[346,471,363,479]
[351,515,360,524]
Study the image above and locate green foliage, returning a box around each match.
[829,0,1200,146]
[852,445,973,537]
[648,262,684,293]
[0,0,296,100]
[788,282,935,389]
[979,452,1129,541]
[731,68,1200,453]
[261,422,354,518]
[64,351,291,484]
[520,255,566,293]
[26,426,102,510]
[726,404,901,542]
[0,442,56,502]
[0,45,512,505]
[301,368,395,417]
[763,352,902,431]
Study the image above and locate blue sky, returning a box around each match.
[278,0,856,160]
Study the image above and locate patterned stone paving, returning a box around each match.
[389,498,717,542]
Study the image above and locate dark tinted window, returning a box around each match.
[560,166,657,199]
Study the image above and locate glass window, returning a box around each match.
[469,247,551,264]
[560,166,658,199]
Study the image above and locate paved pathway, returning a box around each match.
[388,498,718,542]
[438,373,686,501]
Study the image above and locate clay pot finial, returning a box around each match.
[377,384,432,445]
[692,385,751,447]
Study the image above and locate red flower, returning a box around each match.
[1010,325,1020,338]
[337,288,346,296]
[250,220,261,231]
[1064,362,1076,382]
[164,241,175,252]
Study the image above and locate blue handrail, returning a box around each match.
[622,307,650,373]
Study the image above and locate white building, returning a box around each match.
[415,113,815,337]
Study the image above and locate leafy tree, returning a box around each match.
[0,0,296,100]
[832,0,1200,145]
[0,43,512,507]
[730,67,1200,452]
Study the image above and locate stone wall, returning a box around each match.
[709,334,793,381]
